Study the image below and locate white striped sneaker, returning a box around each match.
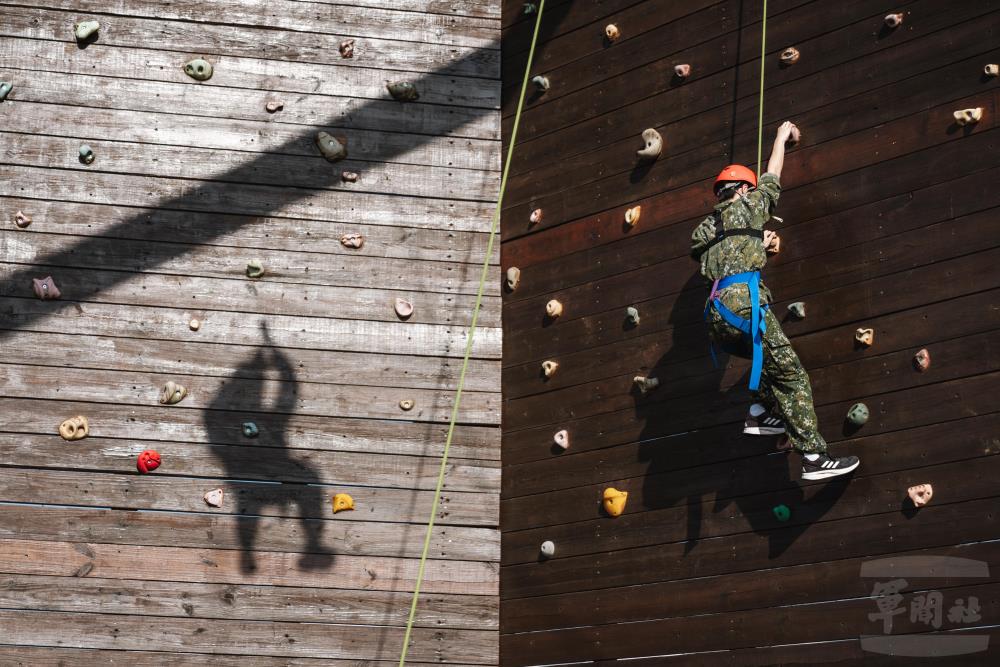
[801,453,860,480]
[743,409,786,435]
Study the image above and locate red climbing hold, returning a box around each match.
[137,449,161,473]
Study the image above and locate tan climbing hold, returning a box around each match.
[505,266,521,291]
[332,493,355,513]
[764,230,781,255]
[203,488,224,507]
[341,171,359,183]
[855,327,874,347]
[265,100,284,113]
[986,64,999,77]
[399,399,415,411]
[953,108,983,126]
[541,360,559,378]
[907,483,933,507]
[58,415,89,441]
[603,487,628,517]
[913,348,931,372]
[545,299,563,319]
[13,210,31,228]
[624,205,641,227]
[605,24,620,42]
[553,429,569,450]
[340,233,365,249]
[32,277,60,300]
[316,132,348,162]
[674,63,691,78]
[159,381,188,405]
[780,47,800,65]
[636,128,662,160]
[633,375,659,395]
[530,208,543,225]
[884,13,904,28]
[188,318,201,331]
[395,298,413,319]
[339,39,355,58]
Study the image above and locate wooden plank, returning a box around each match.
[0,468,497,526]
[0,504,499,563]
[0,608,496,663]
[0,646,438,666]
[0,397,500,460]
[306,0,497,20]
[0,5,498,77]
[0,537,498,595]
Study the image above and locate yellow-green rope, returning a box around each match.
[397,3,547,664]
[755,0,768,175]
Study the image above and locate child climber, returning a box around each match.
[690,121,860,481]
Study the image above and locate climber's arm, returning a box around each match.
[766,121,799,178]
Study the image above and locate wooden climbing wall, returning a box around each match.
[500,0,1000,664]
[0,1,501,664]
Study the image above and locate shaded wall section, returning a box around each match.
[499,0,1000,664]
[0,0,501,664]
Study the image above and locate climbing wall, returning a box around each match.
[500,0,1000,664]
[0,1,501,664]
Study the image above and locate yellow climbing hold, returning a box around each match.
[603,487,628,517]
[332,493,355,513]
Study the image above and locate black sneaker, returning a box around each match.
[743,407,786,435]
[801,453,860,481]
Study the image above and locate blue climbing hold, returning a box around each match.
[242,421,259,438]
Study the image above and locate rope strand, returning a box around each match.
[756,0,768,175]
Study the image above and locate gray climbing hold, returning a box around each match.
[846,402,869,426]
[386,81,419,102]
[246,259,264,279]
[0,82,11,102]
[625,306,640,326]
[787,301,806,319]
[539,540,555,557]
[636,128,662,160]
[316,132,347,162]
[74,19,100,41]
[242,421,259,438]
[531,75,550,92]
[14,210,31,228]
[79,144,95,164]
[183,58,213,81]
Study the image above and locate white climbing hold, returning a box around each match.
[605,24,620,42]
[204,488,224,507]
[624,205,641,227]
[399,399,415,411]
[545,299,563,318]
[780,47,800,65]
[395,298,413,319]
[265,100,284,113]
[539,540,555,557]
[541,360,559,378]
[505,266,521,291]
[531,75,550,91]
[188,318,201,331]
[633,376,659,395]
[953,108,983,126]
[674,63,691,78]
[985,64,999,77]
[529,208,543,225]
[74,19,100,41]
[636,128,662,160]
[553,429,569,450]
[884,12,904,28]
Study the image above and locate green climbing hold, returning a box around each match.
[386,81,419,102]
[79,144,95,164]
[242,421,259,438]
[246,259,264,279]
[846,402,869,426]
[523,3,537,15]
[772,504,791,522]
[0,82,11,102]
[315,131,347,162]
[183,58,214,81]
[787,301,806,319]
[74,19,100,41]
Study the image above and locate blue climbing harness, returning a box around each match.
[704,270,769,391]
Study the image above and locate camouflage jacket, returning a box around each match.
[691,172,781,307]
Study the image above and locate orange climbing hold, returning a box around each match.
[332,493,355,513]
[603,488,628,517]
[136,450,161,474]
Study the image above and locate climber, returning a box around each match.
[690,121,860,481]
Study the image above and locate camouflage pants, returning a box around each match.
[707,294,828,454]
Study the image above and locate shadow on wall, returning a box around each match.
[636,271,846,560]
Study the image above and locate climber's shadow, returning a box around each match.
[203,321,333,574]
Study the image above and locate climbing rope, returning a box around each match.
[397,3,548,665]
[755,0,768,175]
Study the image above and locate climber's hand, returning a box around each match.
[777,121,800,144]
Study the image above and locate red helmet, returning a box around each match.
[714,164,757,192]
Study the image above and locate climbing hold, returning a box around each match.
[340,233,364,249]
[529,208,543,225]
[636,128,662,160]
[265,100,283,113]
[855,327,875,347]
[245,259,265,279]
[386,81,419,102]
[505,266,521,291]
[316,131,348,162]
[605,24,620,43]
[395,298,413,319]
[183,58,213,81]
[787,301,806,319]
[780,47,800,66]
[539,540,555,558]
[907,483,933,507]
[846,402,869,426]
[541,360,559,378]
[188,319,202,332]
[58,415,89,441]
[399,399,415,411]
[625,306,640,326]
[203,488,224,507]
[79,144,95,165]
[633,375,659,395]
[764,231,781,255]
[531,75,550,92]
[339,39,355,58]
[553,429,569,450]
[523,3,537,15]
[13,210,31,228]
[624,205,641,227]
[32,277,61,300]
[772,504,791,522]
[242,421,259,438]
[136,450,161,474]
[953,108,983,126]
[74,19,100,41]
[986,64,999,77]
[884,12,904,28]
[341,171,358,183]
[332,493,355,513]
[602,487,628,517]
[913,348,931,372]
[159,381,188,405]
[0,82,11,102]
[674,63,691,78]
[545,299,563,318]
